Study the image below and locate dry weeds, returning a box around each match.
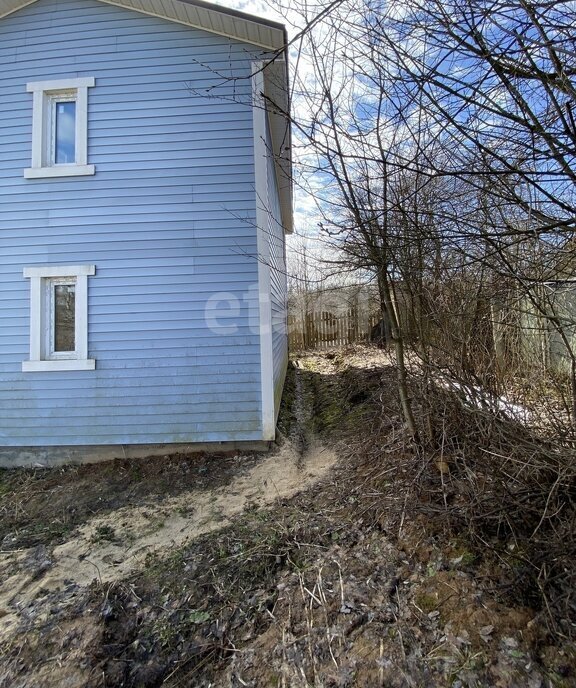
[1,347,576,687]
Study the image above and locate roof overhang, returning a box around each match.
[0,0,287,50]
[264,60,293,234]
[102,0,287,50]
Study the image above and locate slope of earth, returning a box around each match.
[1,347,574,687]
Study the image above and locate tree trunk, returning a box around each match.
[378,267,420,446]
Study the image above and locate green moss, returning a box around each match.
[0,471,12,498]
[451,549,477,567]
[90,524,117,543]
[188,610,210,625]
[276,365,297,438]
[415,592,438,613]
[449,539,479,568]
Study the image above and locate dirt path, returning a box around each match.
[2,350,573,688]
[0,380,337,644]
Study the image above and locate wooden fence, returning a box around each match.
[288,309,381,351]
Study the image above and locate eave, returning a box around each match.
[264,60,293,234]
[0,0,287,50]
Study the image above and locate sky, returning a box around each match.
[207,1,355,284]
[210,0,297,32]
[207,0,331,271]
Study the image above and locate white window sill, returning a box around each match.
[24,165,95,179]
[22,359,96,372]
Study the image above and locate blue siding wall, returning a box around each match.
[0,0,268,446]
[265,115,288,416]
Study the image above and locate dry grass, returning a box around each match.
[3,347,576,687]
[414,384,576,639]
[322,346,576,641]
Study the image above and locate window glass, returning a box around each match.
[22,264,95,372]
[53,283,75,352]
[25,78,95,178]
[54,100,76,164]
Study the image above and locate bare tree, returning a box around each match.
[273,0,576,439]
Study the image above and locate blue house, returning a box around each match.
[0,0,292,466]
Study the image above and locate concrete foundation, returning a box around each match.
[0,441,272,469]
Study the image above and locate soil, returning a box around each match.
[0,347,575,688]
[0,440,335,646]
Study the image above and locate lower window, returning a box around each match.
[22,265,95,372]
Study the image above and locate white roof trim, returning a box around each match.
[0,0,287,50]
[264,61,293,234]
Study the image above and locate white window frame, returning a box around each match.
[24,77,95,179]
[22,265,96,372]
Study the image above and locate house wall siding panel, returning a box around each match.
[0,0,266,447]
[265,114,288,416]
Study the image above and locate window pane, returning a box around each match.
[55,101,76,164]
[54,284,75,352]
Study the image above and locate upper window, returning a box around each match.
[22,265,96,372]
[24,77,95,179]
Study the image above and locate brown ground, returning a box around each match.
[0,348,574,687]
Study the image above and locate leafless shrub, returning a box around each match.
[323,351,576,639]
[420,383,576,636]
